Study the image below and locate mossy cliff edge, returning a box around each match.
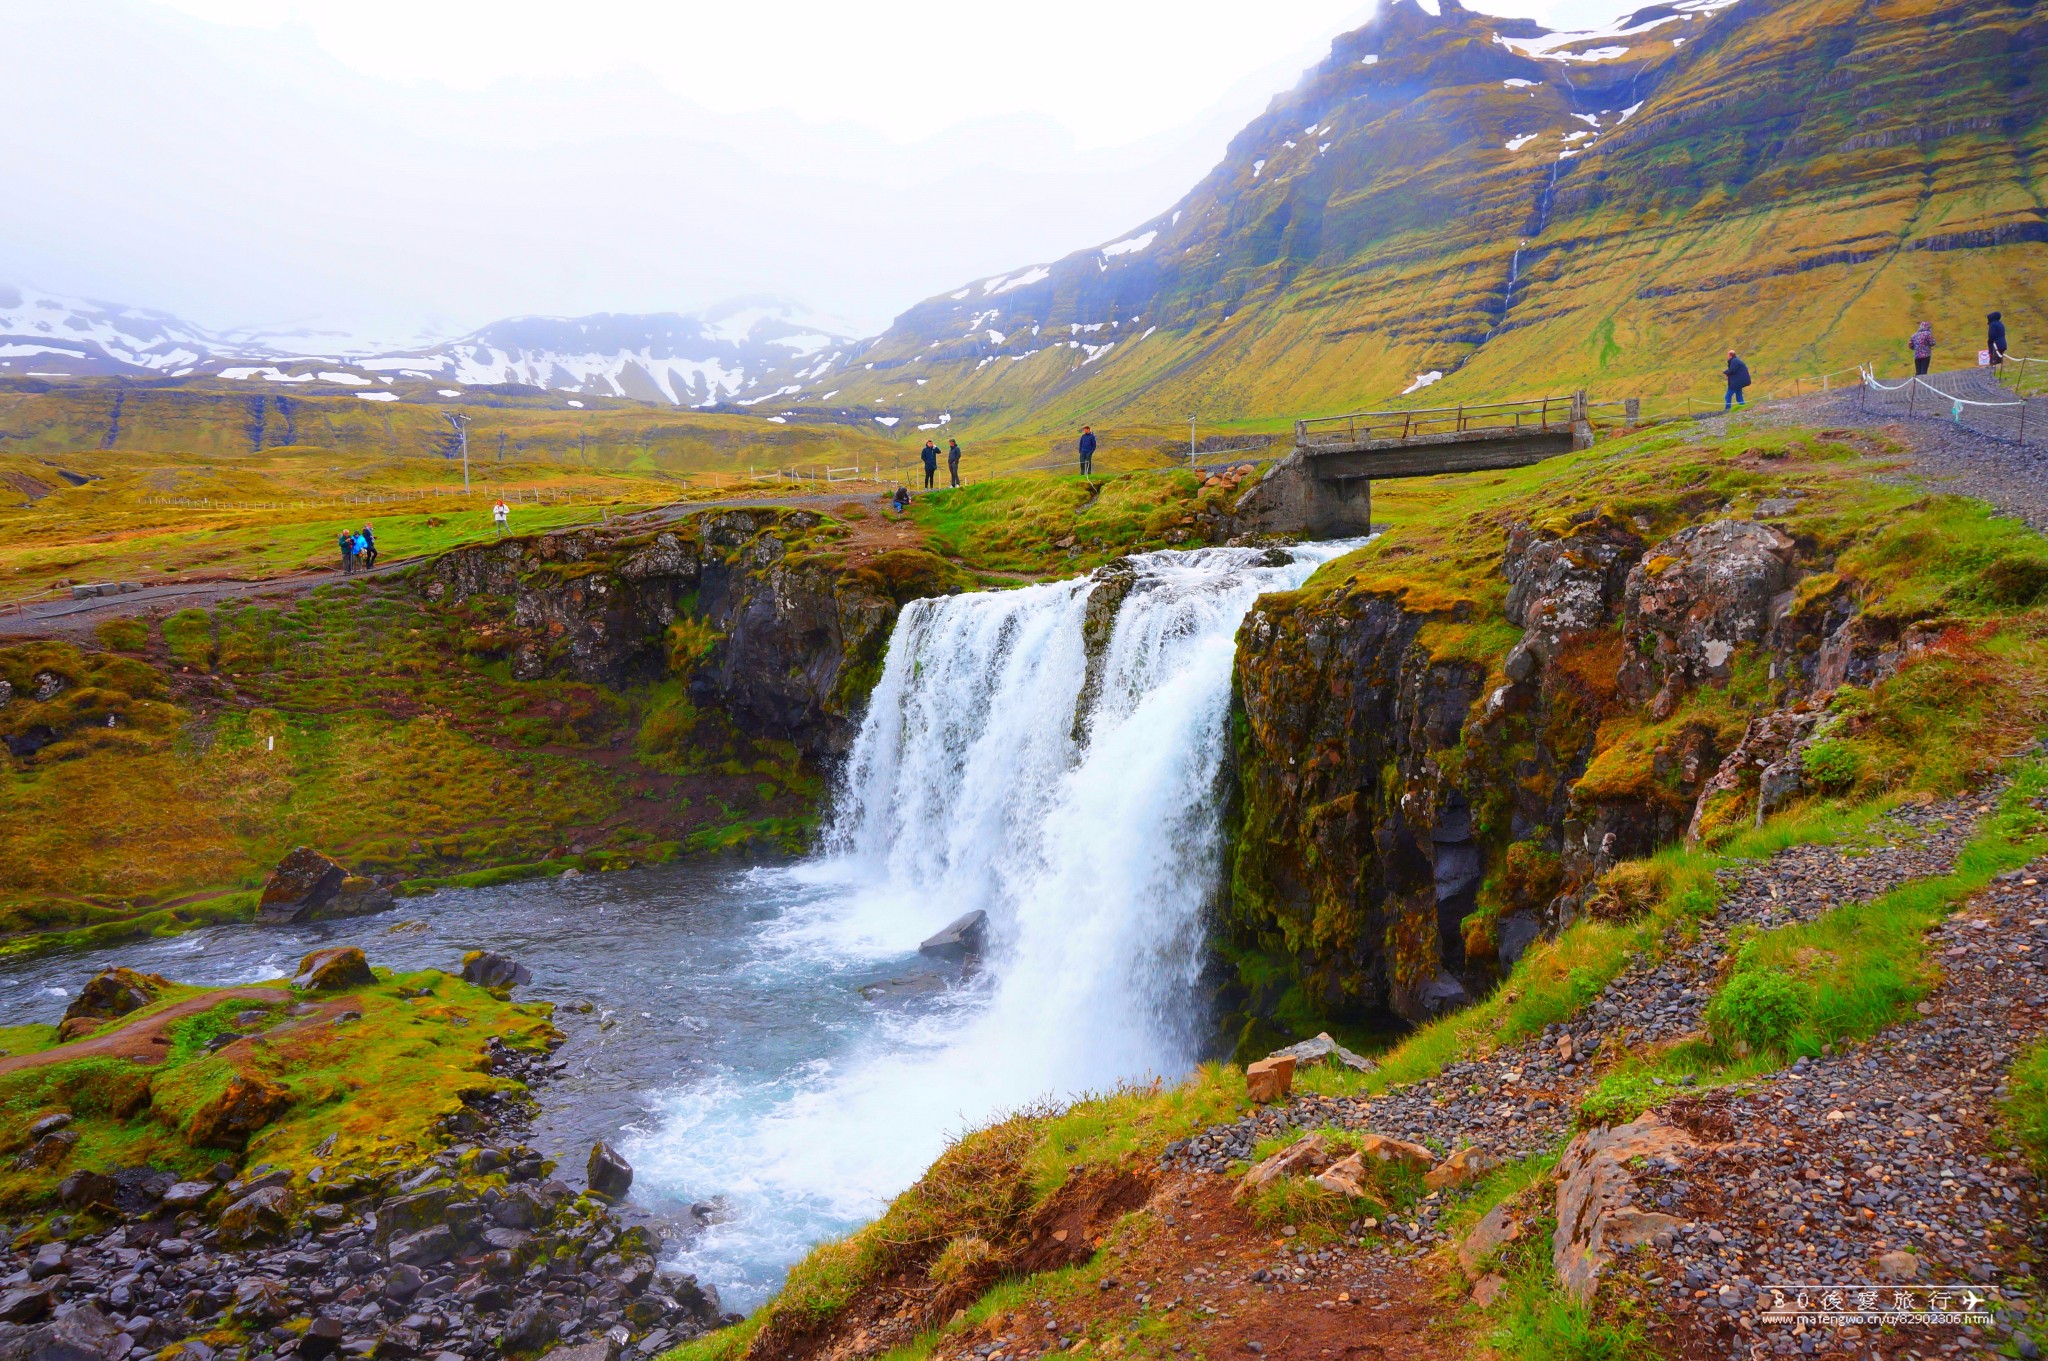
[0,507,969,954]
[1221,426,2048,1039]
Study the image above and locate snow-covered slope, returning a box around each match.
[0,289,859,407]
[0,285,224,376]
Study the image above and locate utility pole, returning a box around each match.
[1190,415,1196,462]
[444,412,471,493]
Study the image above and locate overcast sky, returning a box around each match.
[1,0,1631,345]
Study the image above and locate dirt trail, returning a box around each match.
[0,986,303,1076]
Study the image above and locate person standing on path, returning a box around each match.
[493,499,510,534]
[920,440,939,490]
[1078,425,1097,476]
[1988,311,2009,371]
[1910,321,1936,376]
[1723,351,1751,411]
[946,438,963,488]
[359,525,378,570]
[337,531,356,575]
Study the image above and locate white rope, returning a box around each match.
[1859,367,2025,409]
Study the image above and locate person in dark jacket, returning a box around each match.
[359,524,378,569]
[1078,425,1097,475]
[892,485,911,513]
[338,531,357,575]
[1988,311,2009,370]
[946,438,963,488]
[1910,321,1935,376]
[920,440,939,489]
[1723,351,1751,410]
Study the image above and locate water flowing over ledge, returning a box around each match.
[632,541,1360,1307]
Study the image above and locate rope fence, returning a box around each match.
[1857,366,2039,446]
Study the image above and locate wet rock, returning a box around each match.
[13,1129,77,1170]
[294,946,375,991]
[256,847,350,925]
[28,1244,67,1280]
[388,1225,456,1267]
[216,1185,295,1247]
[230,1276,292,1324]
[28,1111,73,1140]
[916,910,988,962]
[329,875,396,918]
[57,967,169,1038]
[20,1301,123,1361]
[54,1169,119,1211]
[1264,1032,1374,1073]
[1244,1054,1295,1103]
[185,1075,293,1148]
[586,1142,632,1201]
[461,951,532,991]
[0,1287,51,1324]
[502,1301,558,1354]
[382,1264,425,1302]
[299,1314,347,1360]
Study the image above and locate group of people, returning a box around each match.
[336,525,378,574]
[1721,311,2016,409]
[1907,312,2010,376]
[917,438,965,489]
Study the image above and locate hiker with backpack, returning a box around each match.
[338,531,357,575]
[359,525,378,569]
[1723,351,1751,411]
[1988,311,2009,370]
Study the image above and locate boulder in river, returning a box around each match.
[256,847,349,924]
[462,951,532,991]
[57,966,169,1039]
[916,909,987,962]
[587,1140,633,1200]
[293,946,374,991]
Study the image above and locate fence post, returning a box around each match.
[1908,380,1917,419]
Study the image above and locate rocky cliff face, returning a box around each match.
[419,509,962,760]
[1222,480,1944,1034]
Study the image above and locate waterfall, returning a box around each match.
[633,540,1358,1305]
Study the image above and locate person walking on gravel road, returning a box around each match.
[1911,321,1936,376]
[1988,311,2009,371]
[1723,351,1751,411]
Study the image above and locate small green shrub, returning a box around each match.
[1706,970,1807,1056]
[93,618,148,652]
[1801,740,1863,792]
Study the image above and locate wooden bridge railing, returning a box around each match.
[1296,394,1588,450]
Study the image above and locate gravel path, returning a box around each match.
[1705,369,2048,532]
[1166,792,1991,1192]
[1639,865,2048,1358]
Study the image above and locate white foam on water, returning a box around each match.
[630,540,1361,1308]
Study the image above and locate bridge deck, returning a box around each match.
[1295,395,1590,481]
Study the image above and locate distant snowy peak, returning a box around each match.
[0,284,224,376]
[0,288,859,406]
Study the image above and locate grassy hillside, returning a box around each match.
[759,0,2048,435]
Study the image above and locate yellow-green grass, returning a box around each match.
[0,447,707,602]
[0,578,820,952]
[909,469,1243,577]
[2005,1039,2048,1177]
[0,966,554,1215]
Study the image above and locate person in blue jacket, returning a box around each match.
[1723,351,1752,410]
[1077,425,1097,475]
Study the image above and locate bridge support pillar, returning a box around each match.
[1231,451,1373,539]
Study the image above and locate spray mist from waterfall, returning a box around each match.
[629,541,1357,1307]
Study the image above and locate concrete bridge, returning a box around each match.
[1236,394,1598,538]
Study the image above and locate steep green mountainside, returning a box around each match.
[762,0,2047,433]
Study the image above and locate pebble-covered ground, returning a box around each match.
[1163,786,2048,1356]
[1635,866,2048,1358]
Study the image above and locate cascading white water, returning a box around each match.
[631,540,1358,1306]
